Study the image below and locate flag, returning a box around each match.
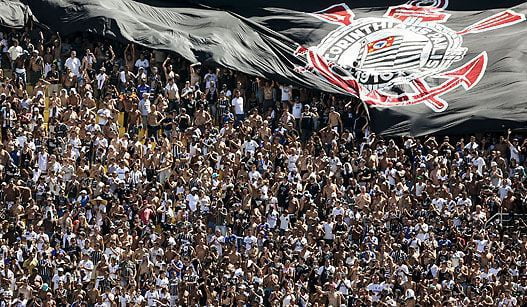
[367,37,397,54]
[3,0,527,136]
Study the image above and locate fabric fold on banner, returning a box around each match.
[0,0,526,135]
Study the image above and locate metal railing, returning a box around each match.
[485,213,527,231]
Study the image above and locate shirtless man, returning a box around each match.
[258,120,272,142]
[327,106,343,133]
[194,104,212,128]
[247,108,263,130]
[146,104,164,139]
[322,176,339,199]
[194,237,209,260]
[29,50,43,85]
[279,107,295,127]
[3,180,21,206]
[0,143,12,166]
[81,92,97,114]
[81,49,96,72]
[355,186,371,211]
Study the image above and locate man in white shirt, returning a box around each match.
[280,84,292,102]
[506,130,520,163]
[144,284,159,306]
[79,254,94,282]
[498,179,513,201]
[323,220,335,241]
[38,147,49,173]
[115,161,129,180]
[456,192,472,207]
[95,67,108,99]
[267,207,279,229]
[134,53,150,73]
[472,151,486,175]
[203,68,218,90]
[164,78,179,103]
[51,268,66,290]
[279,211,291,234]
[366,275,387,302]
[231,90,244,126]
[242,137,259,156]
[64,50,81,77]
[209,229,225,255]
[432,195,447,212]
[97,107,111,126]
[464,135,479,151]
[7,39,23,69]
[291,98,303,127]
[138,93,151,127]
[186,187,200,212]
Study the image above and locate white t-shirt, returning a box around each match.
[138,99,151,116]
[232,97,244,114]
[292,102,302,119]
[97,108,111,125]
[386,168,397,186]
[499,185,512,200]
[323,222,334,240]
[367,283,386,302]
[248,170,262,183]
[432,197,446,211]
[118,294,130,307]
[7,45,23,61]
[65,57,81,77]
[243,140,258,155]
[279,214,290,230]
[510,145,520,162]
[115,166,129,180]
[145,290,159,306]
[267,211,278,229]
[332,207,345,217]
[287,154,299,172]
[415,182,426,197]
[96,73,107,89]
[280,85,292,101]
[472,157,486,175]
[186,193,199,212]
[474,239,488,253]
[165,83,179,97]
[38,152,48,171]
[135,59,150,70]
[243,235,257,250]
[210,234,225,255]
[464,141,479,151]
[456,197,472,207]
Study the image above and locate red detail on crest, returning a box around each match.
[441,51,487,90]
[367,36,396,53]
[294,46,308,56]
[362,52,488,111]
[412,79,447,111]
[311,3,355,26]
[305,48,359,96]
[385,5,450,22]
[457,10,525,35]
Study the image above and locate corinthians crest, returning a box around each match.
[294,1,525,112]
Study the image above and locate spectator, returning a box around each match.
[64,50,81,78]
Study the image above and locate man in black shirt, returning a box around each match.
[299,105,315,142]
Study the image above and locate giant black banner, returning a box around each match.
[5,0,527,135]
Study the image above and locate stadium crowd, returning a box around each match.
[0,25,526,307]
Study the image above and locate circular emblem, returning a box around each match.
[316,17,466,90]
[407,0,449,9]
